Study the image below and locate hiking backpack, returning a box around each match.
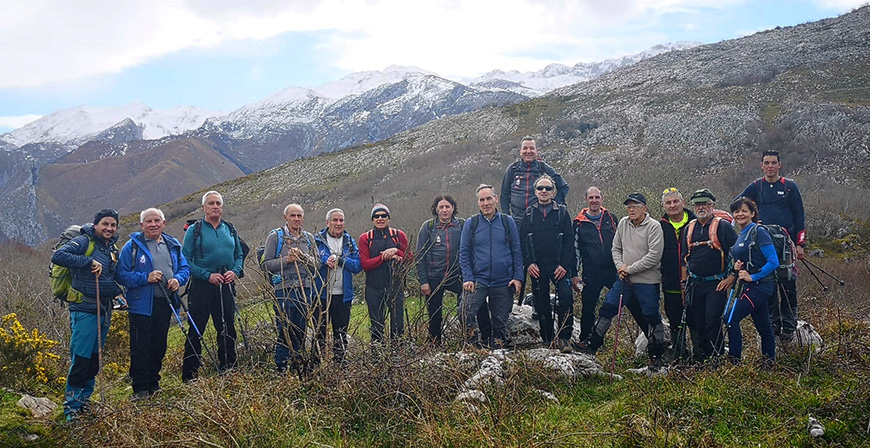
[365,228,402,251]
[185,218,250,278]
[49,225,95,304]
[748,223,796,282]
[684,217,728,274]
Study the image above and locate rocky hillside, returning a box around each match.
[152,7,870,249]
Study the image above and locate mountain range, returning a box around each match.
[0,42,698,245]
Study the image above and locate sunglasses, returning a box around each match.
[373,214,389,219]
[536,185,554,191]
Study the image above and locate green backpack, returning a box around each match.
[49,225,95,304]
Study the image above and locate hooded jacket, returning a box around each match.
[118,231,191,316]
[51,223,122,312]
[314,228,363,303]
[573,207,619,280]
[416,217,464,284]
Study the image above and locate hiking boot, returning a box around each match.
[648,357,664,372]
[131,390,152,402]
[559,339,573,354]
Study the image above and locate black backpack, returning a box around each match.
[748,223,796,282]
[185,218,250,278]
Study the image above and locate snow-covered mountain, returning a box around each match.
[470,41,701,95]
[0,102,223,149]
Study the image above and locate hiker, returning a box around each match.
[519,176,575,351]
[659,188,699,362]
[501,136,569,221]
[313,208,362,364]
[118,208,190,399]
[726,197,778,364]
[571,187,645,347]
[261,204,320,373]
[459,184,523,349]
[737,150,806,342]
[181,190,244,381]
[681,190,737,362]
[51,209,122,421]
[359,204,410,343]
[582,193,667,370]
[416,195,487,346]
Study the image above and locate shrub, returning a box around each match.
[0,313,63,393]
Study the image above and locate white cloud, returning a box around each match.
[0,0,748,88]
[0,114,42,129]
[811,0,869,11]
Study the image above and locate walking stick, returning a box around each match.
[609,278,632,383]
[95,272,105,404]
[158,280,220,372]
[802,258,845,285]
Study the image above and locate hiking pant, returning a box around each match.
[274,287,314,370]
[579,272,616,342]
[182,279,236,381]
[315,294,352,363]
[462,284,512,348]
[769,278,798,337]
[728,282,776,362]
[663,290,696,361]
[424,277,463,343]
[65,308,110,419]
[531,269,574,343]
[686,280,726,360]
[128,297,172,393]
[591,281,664,360]
[366,284,405,343]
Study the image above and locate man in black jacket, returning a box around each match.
[660,188,698,362]
[520,176,576,351]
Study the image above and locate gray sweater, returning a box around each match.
[611,213,664,285]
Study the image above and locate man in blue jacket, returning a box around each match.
[460,184,523,349]
[314,208,362,364]
[51,208,122,421]
[118,208,190,399]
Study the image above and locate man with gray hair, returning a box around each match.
[119,208,190,399]
[261,203,320,374]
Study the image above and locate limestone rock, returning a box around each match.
[16,394,57,418]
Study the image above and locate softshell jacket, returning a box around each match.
[314,228,363,303]
[660,209,696,292]
[118,231,191,316]
[51,223,122,312]
[459,212,523,287]
[738,177,807,246]
[359,227,409,289]
[519,203,575,273]
[182,219,244,281]
[573,207,619,280]
[416,217,463,284]
[612,213,664,285]
[501,159,569,220]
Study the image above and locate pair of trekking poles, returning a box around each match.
[800,258,845,292]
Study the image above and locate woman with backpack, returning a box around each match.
[726,197,777,365]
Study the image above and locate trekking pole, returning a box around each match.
[802,259,845,286]
[217,267,229,369]
[158,280,220,372]
[609,277,632,383]
[713,280,740,358]
[726,280,744,329]
[94,272,105,404]
[801,259,828,291]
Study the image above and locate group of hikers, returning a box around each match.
[50,136,806,421]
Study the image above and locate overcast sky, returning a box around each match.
[0,0,866,133]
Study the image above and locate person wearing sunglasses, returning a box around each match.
[359,204,409,345]
[519,176,575,352]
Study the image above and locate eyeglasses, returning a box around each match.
[535,185,554,191]
[373,214,389,219]
[626,204,645,210]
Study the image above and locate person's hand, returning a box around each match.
[90,260,103,276]
[222,270,236,283]
[716,275,735,292]
[737,270,752,283]
[509,279,522,296]
[795,245,805,260]
[617,264,629,280]
[381,247,398,260]
[147,270,163,283]
[167,278,180,292]
[420,283,432,296]
[327,255,337,269]
[553,265,567,280]
[463,281,476,293]
[571,276,583,292]
[527,263,540,278]
[209,272,224,285]
[733,260,744,271]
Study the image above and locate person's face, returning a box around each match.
[372,211,390,230]
[203,194,223,220]
[762,155,781,178]
[284,206,304,232]
[693,200,714,221]
[95,217,118,240]
[436,199,454,222]
[477,188,499,217]
[662,194,684,219]
[519,139,538,163]
[327,212,345,237]
[733,203,755,226]
[535,180,554,204]
[626,201,646,221]
[140,211,166,240]
[586,188,603,213]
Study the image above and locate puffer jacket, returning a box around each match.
[51,223,122,312]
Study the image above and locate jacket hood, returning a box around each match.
[573,207,611,223]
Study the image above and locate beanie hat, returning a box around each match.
[371,204,390,219]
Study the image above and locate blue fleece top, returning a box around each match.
[731,223,779,282]
[459,212,523,287]
[182,219,243,281]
